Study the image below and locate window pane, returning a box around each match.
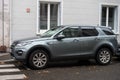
[40,4,48,29]
[50,4,58,29]
[101,27,114,35]
[70,27,80,37]
[101,7,107,26]
[81,28,98,37]
[62,28,72,38]
[41,27,62,37]
[108,7,115,29]
[59,27,80,38]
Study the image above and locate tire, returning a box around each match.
[28,50,49,69]
[96,48,112,65]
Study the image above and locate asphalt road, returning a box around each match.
[17,58,120,80]
[0,53,120,80]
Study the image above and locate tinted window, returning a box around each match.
[58,27,80,38]
[81,28,98,37]
[101,27,114,35]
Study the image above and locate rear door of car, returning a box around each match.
[79,26,99,55]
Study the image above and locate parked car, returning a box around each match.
[10,25,119,69]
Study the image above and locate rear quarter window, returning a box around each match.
[101,27,114,35]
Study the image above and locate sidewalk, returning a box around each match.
[0,53,19,65]
[0,53,11,60]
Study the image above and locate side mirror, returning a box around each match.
[55,34,65,40]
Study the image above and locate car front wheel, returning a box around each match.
[29,50,48,69]
[96,48,112,65]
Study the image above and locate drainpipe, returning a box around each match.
[2,0,4,46]
[0,0,6,52]
[9,0,12,50]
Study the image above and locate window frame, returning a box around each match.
[36,0,63,35]
[99,3,119,34]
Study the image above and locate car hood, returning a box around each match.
[13,36,51,43]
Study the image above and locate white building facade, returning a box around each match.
[0,0,10,50]
[6,0,120,46]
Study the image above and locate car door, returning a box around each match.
[79,27,99,55]
[49,26,82,58]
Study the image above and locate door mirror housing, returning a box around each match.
[55,34,65,40]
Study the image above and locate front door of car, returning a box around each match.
[49,26,82,58]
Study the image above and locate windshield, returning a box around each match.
[41,26,64,37]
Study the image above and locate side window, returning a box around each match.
[61,28,71,38]
[101,28,114,35]
[58,27,80,38]
[81,28,98,37]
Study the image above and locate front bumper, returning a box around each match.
[10,47,27,61]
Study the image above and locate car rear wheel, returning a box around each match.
[29,50,48,69]
[96,48,112,65]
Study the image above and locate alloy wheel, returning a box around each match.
[32,52,47,68]
[99,50,111,64]
[96,48,112,65]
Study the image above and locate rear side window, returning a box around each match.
[101,27,114,35]
[81,27,98,37]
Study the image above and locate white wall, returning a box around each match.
[0,0,3,46]
[101,0,120,3]
[63,0,99,26]
[11,0,37,41]
[11,0,120,43]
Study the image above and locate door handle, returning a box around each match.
[95,38,100,40]
[73,39,79,42]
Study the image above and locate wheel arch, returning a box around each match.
[26,45,52,62]
[95,44,115,56]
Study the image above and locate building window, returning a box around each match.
[101,6,118,33]
[40,4,48,29]
[50,4,58,29]
[39,2,60,34]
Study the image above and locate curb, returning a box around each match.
[0,59,18,64]
[0,53,18,64]
[0,53,10,57]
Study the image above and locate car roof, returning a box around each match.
[61,25,111,29]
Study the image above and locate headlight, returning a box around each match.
[16,41,32,47]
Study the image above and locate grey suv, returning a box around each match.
[11,25,119,69]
